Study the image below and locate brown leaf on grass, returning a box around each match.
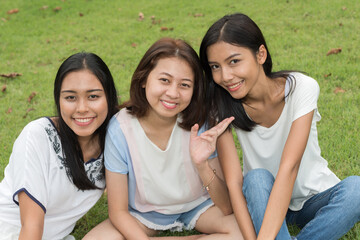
[131,43,137,48]
[324,73,332,78]
[0,72,22,78]
[53,6,62,12]
[2,85,6,92]
[152,19,161,25]
[2,18,7,22]
[40,6,49,10]
[326,48,342,56]
[27,92,37,103]
[342,6,347,11]
[193,13,204,17]
[79,12,84,17]
[160,26,174,31]
[151,15,155,20]
[23,108,35,118]
[7,9,19,14]
[138,12,144,21]
[334,87,346,94]
[6,108,12,114]
[339,23,343,27]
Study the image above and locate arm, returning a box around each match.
[257,111,314,240]
[18,191,45,240]
[106,169,150,240]
[217,130,257,240]
[190,117,234,215]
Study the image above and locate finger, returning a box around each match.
[213,117,234,135]
[191,123,199,139]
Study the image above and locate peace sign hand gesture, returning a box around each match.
[190,117,234,167]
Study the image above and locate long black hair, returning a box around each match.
[54,52,118,190]
[200,13,294,131]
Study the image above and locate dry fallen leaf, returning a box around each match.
[1,18,7,22]
[193,13,204,17]
[7,9,19,14]
[334,87,346,94]
[28,92,37,103]
[40,6,48,10]
[324,73,332,78]
[342,6,347,10]
[138,12,144,21]
[0,72,22,78]
[2,85,6,92]
[160,26,174,31]
[79,13,84,17]
[53,6,62,12]
[326,48,342,56]
[131,43,137,48]
[6,108,12,114]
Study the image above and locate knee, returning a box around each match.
[224,214,244,240]
[243,168,274,193]
[340,176,360,208]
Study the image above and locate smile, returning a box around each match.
[161,100,177,109]
[227,80,244,92]
[74,117,95,126]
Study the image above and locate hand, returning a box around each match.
[190,117,234,166]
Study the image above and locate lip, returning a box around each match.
[73,117,95,126]
[161,100,177,109]
[226,80,244,92]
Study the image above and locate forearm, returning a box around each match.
[229,182,256,240]
[196,161,232,215]
[110,210,150,240]
[257,168,298,240]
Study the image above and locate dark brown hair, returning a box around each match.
[122,37,206,130]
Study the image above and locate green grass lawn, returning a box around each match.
[1,0,359,239]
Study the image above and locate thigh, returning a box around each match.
[286,185,334,228]
[83,218,158,239]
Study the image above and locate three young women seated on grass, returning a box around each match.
[84,38,243,239]
[199,13,360,240]
[0,52,119,239]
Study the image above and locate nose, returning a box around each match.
[76,98,89,113]
[166,83,180,98]
[221,66,234,83]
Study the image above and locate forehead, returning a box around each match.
[61,70,103,91]
[152,57,194,77]
[207,41,253,60]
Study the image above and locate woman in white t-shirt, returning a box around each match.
[83,38,243,239]
[199,13,360,240]
[0,52,119,239]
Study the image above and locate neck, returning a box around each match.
[77,134,100,162]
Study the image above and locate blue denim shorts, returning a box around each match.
[129,198,214,231]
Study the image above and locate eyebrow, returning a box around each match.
[208,53,242,64]
[160,72,193,82]
[61,89,104,93]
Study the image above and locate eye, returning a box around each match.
[89,94,99,100]
[64,96,76,101]
[230,59,240,64]
[180,83,191,88]
[209,64,219,71]
[159,78,170,83]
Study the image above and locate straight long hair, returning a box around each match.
[54,52,118,190]
[200,13,295,131]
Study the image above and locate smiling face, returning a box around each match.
[143,57,194,122]
[206,41,266,100]
[59,69,108,140]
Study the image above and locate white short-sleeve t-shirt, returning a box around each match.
[236,72,340,211]
[0,118,104,239]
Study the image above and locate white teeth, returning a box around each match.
[162,101,176,107]
[76,118,92,123]
[228,82,241,89]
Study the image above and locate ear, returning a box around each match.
[256,45,267,64]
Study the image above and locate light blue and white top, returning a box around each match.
[105,109,214,215]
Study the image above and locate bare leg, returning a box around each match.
[195,206,244,240]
